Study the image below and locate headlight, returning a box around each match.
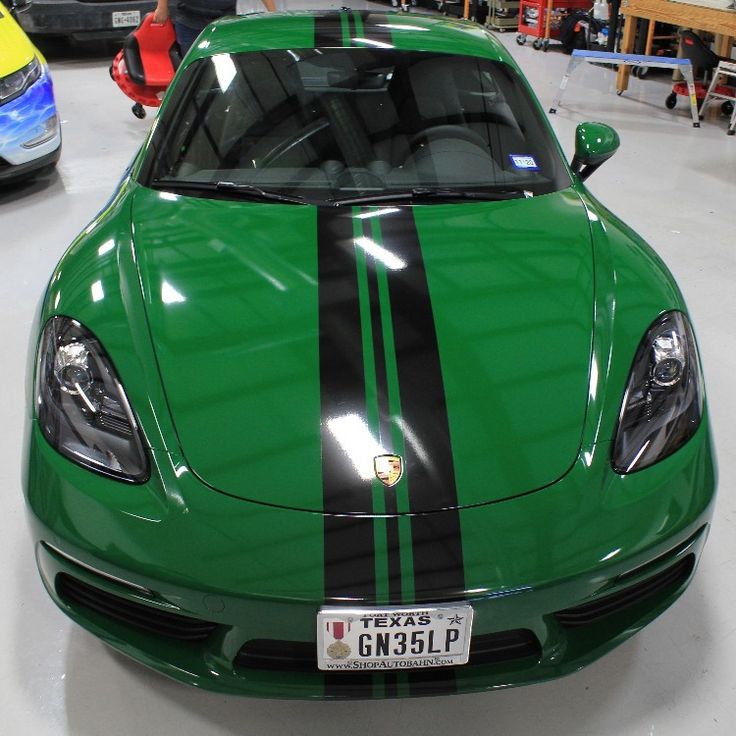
[0,57,42,106]
[36,316,149,483]
[612,311,703,474]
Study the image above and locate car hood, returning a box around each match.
[0,7,36,78]
[132,186,594,513]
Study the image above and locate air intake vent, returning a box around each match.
[236,639,316,672]
[235,629,540,672]
[57,573,217,642]
[554,554,695,628]
[469,629,541,665]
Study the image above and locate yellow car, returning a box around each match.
[0,2,61,183]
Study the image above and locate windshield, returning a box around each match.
[141,48,571,203]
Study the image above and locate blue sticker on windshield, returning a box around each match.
[509,155,539,171]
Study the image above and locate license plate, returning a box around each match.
[112,10,140,28]
[317,604,473,672]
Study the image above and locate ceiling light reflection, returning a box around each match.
[161,280,186,304]
[212,53,236,92]
[394,416,429,466]
[626,440,650,473]
[589,356,598,401]
[352,38,394,49]
[376,24,430,32]
[91,280,104,302]
[354,236,406,270]
[97,240,115,256]
[600,547,621,562]
[327,414,386,481]
[356,208,400,220]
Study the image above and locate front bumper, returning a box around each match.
[25,417,716,699]
[14,0,156,38]
[0,69,60,181]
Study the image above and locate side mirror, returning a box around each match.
[570,123,620,181]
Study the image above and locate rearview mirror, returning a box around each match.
[570,123,620,181]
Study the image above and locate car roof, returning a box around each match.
[188,11,514,66]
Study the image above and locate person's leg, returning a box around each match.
[174,23,203,55]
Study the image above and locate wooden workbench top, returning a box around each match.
[621,0,736,35]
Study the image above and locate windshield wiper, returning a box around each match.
[149,179,310,205]
[329,187,530,206]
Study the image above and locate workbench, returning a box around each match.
[616,0,736,93]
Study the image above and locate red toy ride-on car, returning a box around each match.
[110,13,181,119]
[665,30,735,118]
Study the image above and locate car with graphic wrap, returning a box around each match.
[0,2,60,183]
[25,11,716,698]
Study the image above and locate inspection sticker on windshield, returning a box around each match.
[317,604,473,671]
[509,154,539,170]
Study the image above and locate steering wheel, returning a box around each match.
[259,118,330,168]
[409,125,489,152]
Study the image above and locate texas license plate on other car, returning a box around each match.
[112,10,140,28]
[317,604,473,671]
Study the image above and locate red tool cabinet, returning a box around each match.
[516,0,592,50]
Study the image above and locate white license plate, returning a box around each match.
[112,10,140,28]
[317,604,473,672]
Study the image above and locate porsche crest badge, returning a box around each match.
[374,454,404,487]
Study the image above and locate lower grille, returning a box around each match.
[470,629,541,665]
[234,628,540,672]
[57,573,217,642]
[554,554,695,628]
[236,639,315,672]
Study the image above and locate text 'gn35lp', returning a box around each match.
[24,11,716,698]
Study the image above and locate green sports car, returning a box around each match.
[25,11,716,699]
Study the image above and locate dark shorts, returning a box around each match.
[174,21,204,54]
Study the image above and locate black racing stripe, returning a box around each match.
[400,668,459,695]
[323,516,376,599]
[380,208,465,695]
[314,13,345,47]
[359,12,393,43]
[323,671,375,698]
[363,224,403,605]
[380,209,465,560]
[383,671,399,697]
[318,209,375,697]
[367,264,391,451]
[318,208,376,593]
[385,515,402,603]
[346,9,356,43]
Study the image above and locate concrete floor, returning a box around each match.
[1,5,735,734]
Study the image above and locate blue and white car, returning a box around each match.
[0,2,61,183]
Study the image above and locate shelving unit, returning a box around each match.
[486,0,520,32]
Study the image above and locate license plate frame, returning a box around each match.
[112,10,140,28]
[317,603,473,672]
